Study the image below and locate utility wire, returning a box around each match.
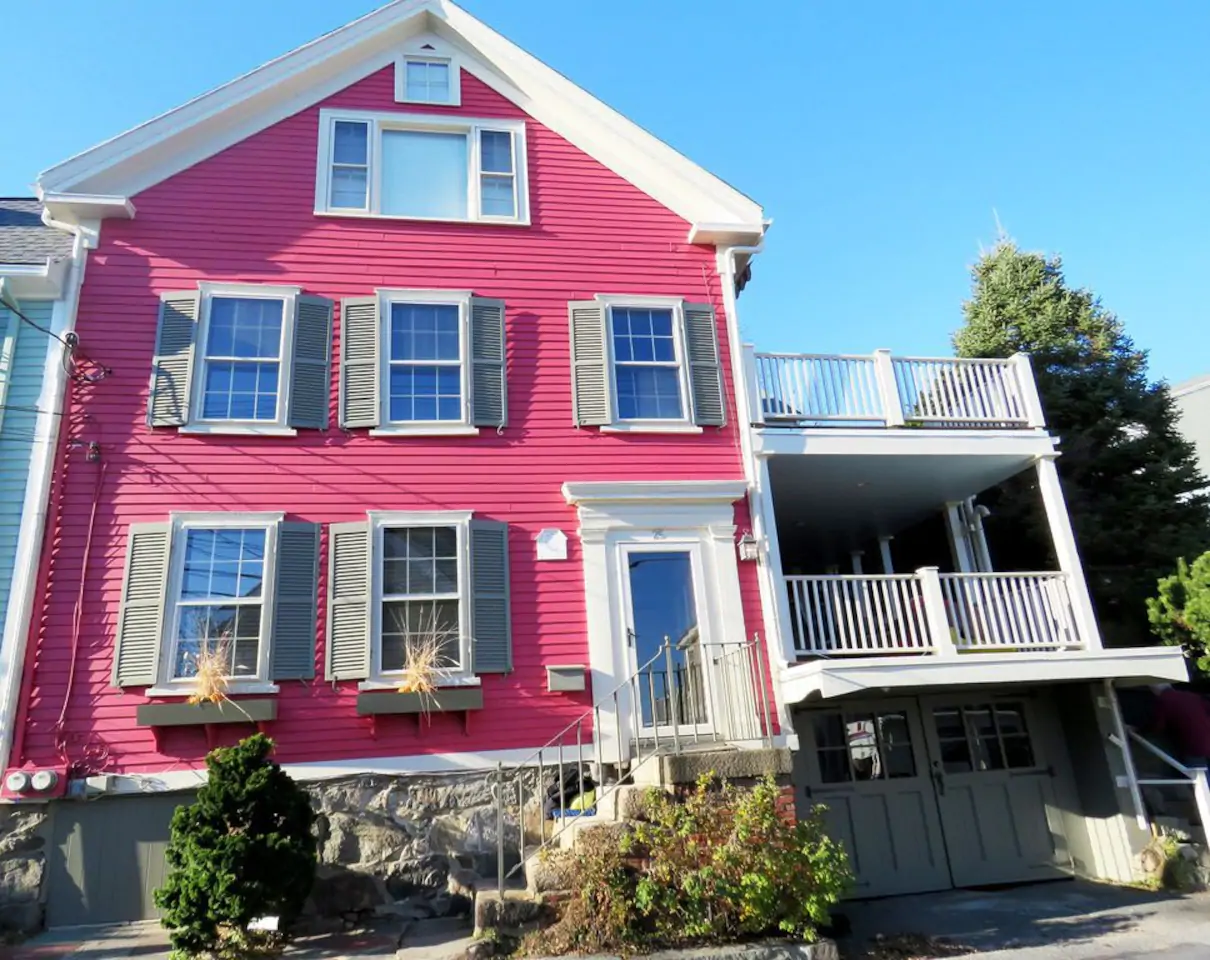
[1,302,73,349]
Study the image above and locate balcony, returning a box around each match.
[785,569,1083,659]
[748,349,1046,430]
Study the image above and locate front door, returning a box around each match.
[622,547,711,736]
[795,699,951,898]
[920,694,1071,887]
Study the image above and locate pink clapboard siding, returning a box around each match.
[16,67,767,775]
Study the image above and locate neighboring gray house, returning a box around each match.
[1173,374,1210,493]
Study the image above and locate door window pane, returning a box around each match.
[381,130,468,219]
[627,551,700,727]
[878,711,917,779]
[931,702,1036,774]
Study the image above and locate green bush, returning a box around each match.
[522,773,851,955]
[155,734,317,959]
[1148,552,1210,675]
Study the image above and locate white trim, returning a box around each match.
[358,674,480,691]
[595,295,693,429]
[145,681,280,698]
[563,480,747,507]
[0,259,71,300]
[753,428,1057,459]
[377,288,473,428]
[0,229,88,775]
[38,193,134,226]
[180,424,298,437]
[599,424,703,435]
[367,510,474,681]
[315,109,529,224]
[35,1,764,234]
[780,646,1190,704]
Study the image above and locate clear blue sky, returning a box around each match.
[4,1,1207,383]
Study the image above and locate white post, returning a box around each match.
[873,348,905,427]
[1011,352,1046,427]
[878,536,895,574]
[1194,769,1210,843]
[743,344,765,426]
[1036,456,1102,649]
[965,498,994,572]
[1105,679,1150,831]
[917,566,957,657]
[944,502,976,573]
[850,550,864,575]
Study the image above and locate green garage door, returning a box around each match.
[47,792,193,928]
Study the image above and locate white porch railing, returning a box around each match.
[750,348,1046,429]
[786,569,1085,657]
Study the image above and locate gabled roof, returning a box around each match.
[37,0,765,244]
[0,200,74,266]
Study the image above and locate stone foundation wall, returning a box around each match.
[0,806,48,935]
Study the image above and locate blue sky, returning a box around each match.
[4,1,1207,384]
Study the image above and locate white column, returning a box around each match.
[917,566,957,657]
[872,349,905,427]
[878,536,895,574]
[850,550,864,575]
[965,499,994,572]
[1011,352,1047,427]
[944,502,976,573]
[1036,456,1102,649]
[743,344,764,426]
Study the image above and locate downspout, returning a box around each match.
[716,243,798,747]
[0,223,91,774]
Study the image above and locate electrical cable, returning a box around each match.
[1,301,74,349]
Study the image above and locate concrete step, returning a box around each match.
[522,845,577,896]
[472,885,550,938]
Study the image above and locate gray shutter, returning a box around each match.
[288,296,333,430]
[469,520,511,674]
[113,522,172,687]
[271,522,320,680]
[147,291,200,426]
[326,522,371,680]
[470,297,507,428]
[683,302,726,426]
[339,297,379,429]
[568,300,612,426]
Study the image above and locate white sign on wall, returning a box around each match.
[535,528,568,561]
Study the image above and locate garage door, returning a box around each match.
[794,694,1070,898]
[46,792,193,928]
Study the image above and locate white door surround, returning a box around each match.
[562,480,748,763]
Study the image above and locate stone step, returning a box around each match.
[522,845,576,896]
[472,884,550,938]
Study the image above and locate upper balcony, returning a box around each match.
[745,348,1047,433]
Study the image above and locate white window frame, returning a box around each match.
[364,510,477,690]
[314,109,530,225]
[396,54,461,106]
[596,294,697,433]
[149,511,285,697]
[183,282,301,437]
[372,288,478,437]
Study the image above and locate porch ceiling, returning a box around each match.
[768,452,1035,552]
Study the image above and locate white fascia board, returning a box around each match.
[0,259,70,300]
[36,1,764,234]
[38,192,134,225]
[562,479,748,506]
[781,646,1189,704]
[753,428,1058,459]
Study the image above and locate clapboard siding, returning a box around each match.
[16,68,767,772]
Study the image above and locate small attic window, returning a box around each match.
[395,49,461,106]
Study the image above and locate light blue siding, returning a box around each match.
[0,303,53,640]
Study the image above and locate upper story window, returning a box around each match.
[610,306,685,421]
[402,57,454,104]
[316,110,529,224]
[388,298,464,423]
[147,283,333,435]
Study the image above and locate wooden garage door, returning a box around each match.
[47,792,193,928]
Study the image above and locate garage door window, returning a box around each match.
[814,709,917,783]
[932,702,1035,773]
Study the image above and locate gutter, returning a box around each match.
[0,225,91,774]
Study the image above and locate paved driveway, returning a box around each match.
[841,879,1210,959]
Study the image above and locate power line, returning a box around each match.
[0,302,73,349]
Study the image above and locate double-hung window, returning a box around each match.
[316,110,528,224]
[199,296,285,422]
[387,296,466,423]
[610,306,685,421]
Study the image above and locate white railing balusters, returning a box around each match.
[785,574,934,655]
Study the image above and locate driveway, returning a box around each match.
[840,879,1210,959]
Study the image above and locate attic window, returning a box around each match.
[396,52,461,106]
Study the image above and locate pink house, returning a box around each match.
[1,0,776,930]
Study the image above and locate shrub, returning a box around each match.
[1148,552,1210,675]
[522,773,851,955]
[155,734,317,959]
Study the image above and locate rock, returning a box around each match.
[447,865,480,899]
[309,870,386,916]
[473,890,549,936]
[387,854,450,899]
[0,899,42,933]
[0,856,43,903]
[0,810,47,857]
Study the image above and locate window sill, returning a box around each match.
[369,424,481,438]
[144,683,280,698]
[313,209,531,228]
[600,423,704,435]
[356,687,484,716]
[179,424,298,437]
[135,697,277,728]
[358,676,480,692]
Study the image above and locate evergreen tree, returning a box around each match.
[155,734,316,958]
[1148,551,1210,675]
[953,241,1210,645]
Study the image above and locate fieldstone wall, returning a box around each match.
[305,769,520,927]
[0,805,48,935]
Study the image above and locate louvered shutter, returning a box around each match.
[288,296,333,429]
[568,300,612,426]
[469,520,511,674]
[683,302,726,426]
[470,297,507,428]
[147,291,200,426]
[339,297,379,429]
[113,522,172,687]
[326,522,371,680]
[271,522,320,680]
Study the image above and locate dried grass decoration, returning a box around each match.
[187,638,232,705]
[396,614,453,716]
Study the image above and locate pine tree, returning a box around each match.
[953,240,1210,646]
[1148,551,1210,675]
[155,734,316,958]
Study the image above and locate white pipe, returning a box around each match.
[0,226,90,774]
